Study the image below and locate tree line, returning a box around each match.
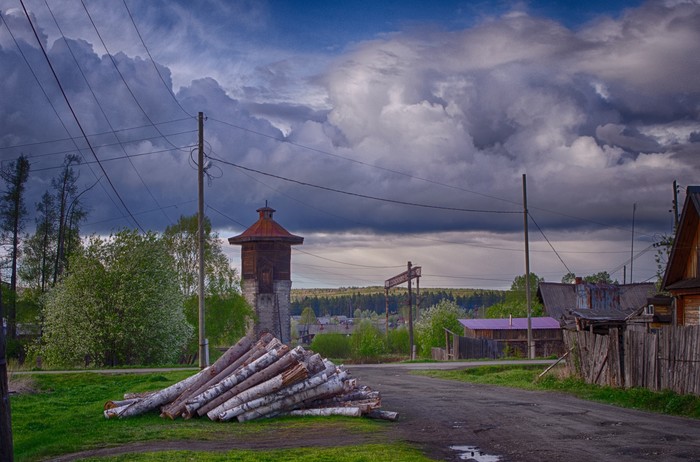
[290,289,505,318]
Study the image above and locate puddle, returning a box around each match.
[450,445,501,462]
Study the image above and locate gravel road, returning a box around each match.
[349,363,700,462]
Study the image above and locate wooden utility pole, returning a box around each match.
[198,112,208,368]
[407,261,414,360]
[630,203,636,283]
[384,288,389,340]
[0,271,14,462]
[522,174,533,359]
[672,180,679,230]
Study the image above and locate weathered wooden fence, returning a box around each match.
[564,325,700,396]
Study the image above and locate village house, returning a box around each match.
[459,316,565,357]
[661,186,700,325]
[537,279,656,333]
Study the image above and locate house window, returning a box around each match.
[644,304,654,316]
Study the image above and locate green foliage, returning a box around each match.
[300,306,317,325]
[486,273,544,318]
[163,215,238,298]
[350,320,386,361]
[387,327,410,355]
[310,333,351,359]
[37,230,192,367]
[183,292,253,351]
[415,300,466,358]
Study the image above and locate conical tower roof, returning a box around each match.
[228,206,303,245]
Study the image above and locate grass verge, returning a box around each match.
[80,444,434,461]
[10,371,391,462]
[414,364,700,419]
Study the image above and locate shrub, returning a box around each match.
[351,320,386,362]
[310,333,351,359]
[387,327,410,355]
[415,300,466,358]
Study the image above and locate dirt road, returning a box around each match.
[349,363,700,462]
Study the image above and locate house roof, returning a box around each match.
[663,186,700,290]
[459,317,561,331]
[228,206,304,245]
[537,282,656,323]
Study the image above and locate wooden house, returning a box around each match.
[537,280,656,333]
[661,186,700,325]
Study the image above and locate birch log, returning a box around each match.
[237,372,348,422]
[366,410,399,421]
[160,333,256,419]
[198,346,307,418]
[221,370,347,422]
[106,368,207,418]
[207,361,308,420]
[183,345,289,417]
[282,407,363,417]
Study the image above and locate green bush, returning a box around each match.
[310,333,351,359]
[415,300,466,358]
[351,320,386,361]
[387,327,410,355]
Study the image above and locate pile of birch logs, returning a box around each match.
[103,333,397,422]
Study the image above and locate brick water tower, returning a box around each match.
[228,206,303,343]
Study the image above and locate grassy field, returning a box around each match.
[9,371,428,462]
[415,364,700,419]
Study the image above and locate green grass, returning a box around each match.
[415,365,700,419]
[10,372,388,462]
[80,444,433,461]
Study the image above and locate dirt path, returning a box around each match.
[349,364,700,461]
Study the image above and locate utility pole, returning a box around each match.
[0,271,14,462]
[630,203,636,283]
[672,180,679,231]
[197,112,208,368]
[407,261,414,360]
[522,174,533,359]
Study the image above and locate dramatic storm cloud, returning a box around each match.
[1,0,698,288]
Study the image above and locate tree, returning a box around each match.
[300,306,317,326]
[561,272,576,284]
[486,273,544,318]
[52,154,84,283]
[582,271,615,284]
[163,214,238,297]
[0,270,14,461]
[19,192,57,293]
[38,230,192,367]
[654,234,674,290]
[415,300,466,358]
[0,154,30,340]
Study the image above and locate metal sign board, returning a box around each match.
[384,266,421,289]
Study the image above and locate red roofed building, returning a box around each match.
[229,206,303,343]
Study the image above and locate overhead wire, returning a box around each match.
[528,211,573,275]
[45,0,174,225]
[19,0,146,232]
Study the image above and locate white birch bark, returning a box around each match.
[183,345,289,416]
[237,372,348,422]
[281,407,363,417]
[207,360,307,420]
[197,346,306,418]
[160,333,256,418]
[108,369,207,418]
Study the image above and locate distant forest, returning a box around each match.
[290,288,506,317]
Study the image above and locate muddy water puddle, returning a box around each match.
[450,445,501,461]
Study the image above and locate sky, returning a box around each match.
[0,0,698,290]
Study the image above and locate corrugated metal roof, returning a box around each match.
[228,207,304,245]
[538,282,656,323]
[459,317,561,330]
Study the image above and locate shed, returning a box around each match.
[459,317,564,357]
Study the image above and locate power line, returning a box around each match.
[210,156,520,214]
[528,211,573,275]
[121,0,193,119]
[19,0,145,232]
[45,0,174,226]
